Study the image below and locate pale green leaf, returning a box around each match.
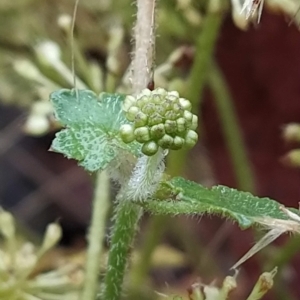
[50,89,140,172]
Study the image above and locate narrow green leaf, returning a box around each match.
[50,89,140,172]
[146,177,299,229]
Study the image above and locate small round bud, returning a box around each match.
[183,110,193,123]
[164,120,177,135]
[142,103,156,115]
[179,98,192,111]
[185,130,198,148]
[142,141,159,156]
[172,102,182,114]
[165,110,178,121]
[170,136,185,150]
[141,88,151,95]
[168,91,179,97]
[164,100,173,111]
[155,88,167,96]
[176,117,187,133]
[190,115,198,130]
[120,124,135,143]
[136,95,148,108]
[134,127,151,143]
[135,112,148,127]
[150,124,165,139]
[151,94,162,105]
[157,105,167,116]
[123,95,136,111]
[158,134,173,149]
[167,94,178,103]
[148,113,163,126]
[126,106,140,121]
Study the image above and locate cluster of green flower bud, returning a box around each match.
[119,88,198,156]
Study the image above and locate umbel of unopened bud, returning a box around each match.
[120,88,198,156]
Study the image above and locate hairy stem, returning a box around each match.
[132,0,156,94]
[101,201,142,300]
[101,149,165,300]
[208,62,255,192]
[101,1,158,299]
[81,171,110,300]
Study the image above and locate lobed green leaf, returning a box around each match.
[50,89,140,172]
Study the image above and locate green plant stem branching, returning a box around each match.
[208,62,255,192]
[81,171,110,300]
[101,150,166,300]
[101,201,142,300]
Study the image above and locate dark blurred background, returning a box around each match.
[0,1,300,299]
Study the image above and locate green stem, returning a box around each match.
[128,8,224,287]
[81,171,110,300]
[208,62,255,192]
[186,6,223,112]
[101,201,142,300]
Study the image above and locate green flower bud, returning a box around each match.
[167,95,178,103]
[157,105,167,116]
[123,95,136,111]
[136,95,148,108]
[142,103,156,115]
[168,91,179,98]
[176,117,187,133]
[150,124,165,139]
[158,134,173,149]
[164,120,177,135]
[126,106,140,122]
[179,98,192,111]
[122,88,198,151]
[185,130,198,148]
[134,127,151,143]
[135,112,148,127]
[190,115,198,130]
[140,88,151,96]
[165,110,178,121]
[151,94,162,105]
[148,113,164,126]
[172,102,182,114]
[164,100,173,111]
[170,136,185,150]
[183,110,193,123]
[120,124,135,143]
[142,141,159,156]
